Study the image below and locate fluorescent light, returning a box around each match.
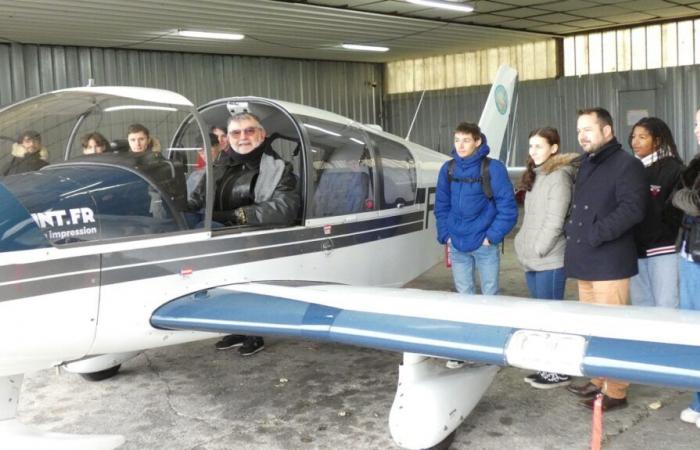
[178,30,245,40]
[406,0,474,13]
[103,105,178,112]
[341,44,389,53]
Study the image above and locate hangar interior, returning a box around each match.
[2,0,700,162]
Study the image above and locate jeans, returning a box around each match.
[630,254,679,308]
[450,242,500,295]
[679,255,700,410]
[679,256,700,310]
[524,268,566,300]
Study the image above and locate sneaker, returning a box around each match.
[680,407,700,424]
[239,337,265,356]
[529,372,572,389]
[214,334,246,350]
[523,372,539,384]
[446,360,465,369]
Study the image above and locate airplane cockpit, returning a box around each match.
[189,97,419,227]
[0,87,201,251]
[0,88,419,253]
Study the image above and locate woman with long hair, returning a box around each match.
[628,117,684,308]
[514,127,578,389]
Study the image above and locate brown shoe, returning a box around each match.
[581,394,628,412]
[567,382,601,398]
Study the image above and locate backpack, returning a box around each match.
[447,157,493,199]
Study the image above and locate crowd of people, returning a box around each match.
[3,101,700,424]
[435,106,700,424]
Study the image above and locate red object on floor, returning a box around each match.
[445,243,452,268]
[590,392,604,450]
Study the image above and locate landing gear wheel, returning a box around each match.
[79,364,121,381]
[423,431,456,450]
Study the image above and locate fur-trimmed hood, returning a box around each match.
[12,143,49,161]
[537,152,580,175]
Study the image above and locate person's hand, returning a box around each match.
[482,238,491,246]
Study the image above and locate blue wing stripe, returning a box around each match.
[151,287,700,389]
[151,288,508,364]
[583,337,700,389]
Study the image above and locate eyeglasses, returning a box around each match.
[228,127,260,137]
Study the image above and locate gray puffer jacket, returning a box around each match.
[515,153,578,271]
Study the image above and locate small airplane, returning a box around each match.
[2,66,700,450]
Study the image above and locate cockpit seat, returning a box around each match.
[312,146,371,217]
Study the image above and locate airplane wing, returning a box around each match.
[152,282,700,391]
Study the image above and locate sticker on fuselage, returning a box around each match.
[30,207,98,240]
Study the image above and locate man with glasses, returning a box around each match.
[204,112,300,356]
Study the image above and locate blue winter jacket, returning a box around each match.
[434,135,518,252]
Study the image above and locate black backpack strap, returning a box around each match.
[447,159,455,183]
[481,157,493,200]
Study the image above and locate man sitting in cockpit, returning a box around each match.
[188,112,300,227]
[190,112,300,357]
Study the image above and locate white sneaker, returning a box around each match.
[446,360,465,369]
[680,408,700,424]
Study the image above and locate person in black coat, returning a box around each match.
[209,112,300,358]
[0,130,48,176]
[627,117,684,308]
[564,107,647,411]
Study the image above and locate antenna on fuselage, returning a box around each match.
[405,90,426,141]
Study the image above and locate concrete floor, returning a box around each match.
[18,237,700,449]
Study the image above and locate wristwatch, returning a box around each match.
[234,208,247,225]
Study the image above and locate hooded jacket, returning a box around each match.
[515,153,578,271]
[0,151,48,176]
[434,134,518,252]
[563,138,647,280]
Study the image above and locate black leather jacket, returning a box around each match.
[188,140,299,226]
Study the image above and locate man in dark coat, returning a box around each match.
[1,130,48,176]
[207,112,300,357]
[564,107,647,411]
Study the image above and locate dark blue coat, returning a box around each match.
[564,138,647,280]
[434,135,517,252]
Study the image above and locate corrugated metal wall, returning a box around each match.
[384,65,700,163]
[0,43,383,124]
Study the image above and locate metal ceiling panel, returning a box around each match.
[497,7,549,18]
[537,0,597,12]
[1,0,700,66]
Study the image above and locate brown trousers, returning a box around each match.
[578,279,631,399]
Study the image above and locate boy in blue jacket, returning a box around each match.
[435,122,518,296]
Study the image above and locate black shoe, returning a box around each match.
[567,382,601,398]
[523,372,539,384]
[214,334,246,350]
[239,337,265,356]
[529,372,571,390]
[581,394,628,412]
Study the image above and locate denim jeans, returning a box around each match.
[679,256,700,310]
[630,254,679,308]
[450,242,500,295]
[679,255,700,410]
[524,267,566,300]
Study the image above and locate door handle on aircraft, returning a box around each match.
[322,239,334,255]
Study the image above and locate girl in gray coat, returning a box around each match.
[514,127,578,389]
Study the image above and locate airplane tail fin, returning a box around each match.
[478,65,518,162]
